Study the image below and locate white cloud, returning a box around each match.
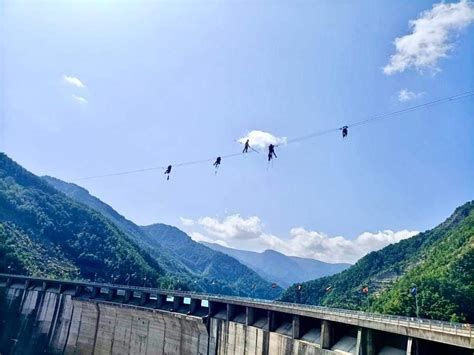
[198,215,263,239]
[185,214,418,264]
[180,217,195,226]
[284,228,417,264]
[189,232,230,247]
[63,75,86,88]
[72,94,87,104]
[383,0,474,75]
[238,130,287,150]
[398,89,424,102]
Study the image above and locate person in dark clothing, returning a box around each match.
[341,126,348,138]
[164,165,172,180]
[213,157,221,168]
[242,139,250,153]
[268,144,277,161]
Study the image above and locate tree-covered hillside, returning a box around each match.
[0,153,165,286]
[281,201,474,322]
[42,176,190,277]
[42,174,281,299]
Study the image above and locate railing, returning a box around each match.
[0,273,471,338]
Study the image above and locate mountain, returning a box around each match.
[42,176,189,276]
[42,175,281,299]
[281,201,474,322]
[0,153,165,286]
[203,242,349,288]
[142,224,282,298]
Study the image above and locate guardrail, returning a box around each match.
[0,273,471,338]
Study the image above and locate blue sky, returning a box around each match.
[2,0,473,262]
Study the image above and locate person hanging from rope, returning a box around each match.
[242,139,250,153]
[164,165,172,180]
[341,126,348,138]
[213,157,221,172]
[268,144,277,161]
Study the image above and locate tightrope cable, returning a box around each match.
[72,90,474,182]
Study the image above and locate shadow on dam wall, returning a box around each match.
[0,287,56,354]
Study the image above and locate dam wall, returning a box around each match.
[0,287,324,355]
[0,275,472,355]
[0,287,210,354]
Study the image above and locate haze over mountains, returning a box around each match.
[203,242,349,288]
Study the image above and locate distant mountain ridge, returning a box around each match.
[281,201,474,322]
[202,242,350,288]
[42,176,190,276]
[42,175,281,299]
[140,224,282,297]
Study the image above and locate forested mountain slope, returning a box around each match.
[42,176,188,276]
[281,201,474,322]
[43,175,281,299]
[203,242,349,288]
[0,153,164,286]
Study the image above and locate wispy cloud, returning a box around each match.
[237,130,287,150]
[383,0,474,75]
[181,214,418,264]
[180,217,195,226]
[63,75,86,88]
[398,89,424,102]
[72,94,87,104]
[189,232,230,247]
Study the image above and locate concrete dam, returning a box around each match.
[0,274,472,355]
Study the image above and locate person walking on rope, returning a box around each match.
[164,165,172,180]
[341,126,348,138]
[242,139,250,153]
[268,144,277,161]
[213,157,221,168]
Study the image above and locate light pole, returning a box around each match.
[411,285,419,318]
[296,284,302,303]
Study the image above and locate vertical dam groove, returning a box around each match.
[0,275,472,355]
